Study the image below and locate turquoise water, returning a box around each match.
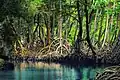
[0,62,103,80]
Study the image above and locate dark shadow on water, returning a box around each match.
[0,70,15,80]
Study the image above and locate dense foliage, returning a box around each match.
[0,0,120,57]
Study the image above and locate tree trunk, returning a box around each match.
[85,0,96,58]
[75,0,83,52]
[58,0,63,55]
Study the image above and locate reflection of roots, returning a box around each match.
[37,38,70,58]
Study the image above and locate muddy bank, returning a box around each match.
[9,49,120,66]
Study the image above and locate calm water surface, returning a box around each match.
[0,62,103,80]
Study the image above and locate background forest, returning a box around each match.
[0,0,120,60]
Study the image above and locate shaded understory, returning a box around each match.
[10,48,120,66]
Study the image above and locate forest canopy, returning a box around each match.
[0,0,120,58]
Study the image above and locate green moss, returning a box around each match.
[0,58,5,69]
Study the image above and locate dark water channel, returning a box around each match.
[0,62,104,80]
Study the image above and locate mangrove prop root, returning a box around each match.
[96,66,120,80]
[37,38,70,58]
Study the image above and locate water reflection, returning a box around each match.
[0,62,103,80]
[0,71,15,80]
[75,66,103,80]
